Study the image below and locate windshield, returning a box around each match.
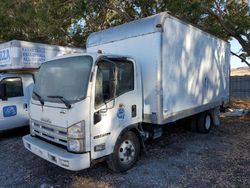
[32,55,93,104]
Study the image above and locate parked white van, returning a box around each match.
[0,40,84,131]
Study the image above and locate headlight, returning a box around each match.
[68,121,85,139]
[68,139,84,152]
[67,121,85,153]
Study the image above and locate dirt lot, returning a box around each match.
[0,100,249,188]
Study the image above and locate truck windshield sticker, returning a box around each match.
[117,104,125,120]
[3,105,17,117]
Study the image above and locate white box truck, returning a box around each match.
[0,40,84,131]
[23,12,230,172]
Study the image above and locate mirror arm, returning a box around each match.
[99,102,108,113]
[99,97,116,113]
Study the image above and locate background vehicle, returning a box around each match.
[0,40,84,131]
[23,12,230,172]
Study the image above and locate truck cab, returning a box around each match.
[23,53,143,171]
[0,73,34,131]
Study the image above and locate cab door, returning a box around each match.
[0,77,29,131]
[91,58,141,159]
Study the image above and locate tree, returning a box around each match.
[188,0,250,67]
[81,0,250,66]
[0,0,84,46]
[0,0,249,66]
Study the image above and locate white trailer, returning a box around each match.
[23,12,230,172]
[0,40,84,131]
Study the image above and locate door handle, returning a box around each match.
[132,105,137,117]
[94,111,102,124]
[23,103,28,109]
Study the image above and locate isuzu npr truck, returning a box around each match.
[0,40,84,131]
[23,12,230,172]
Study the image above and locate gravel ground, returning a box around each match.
[0,102,249,188]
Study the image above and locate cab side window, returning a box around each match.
[94,60,134,108]
[116,61,134,96]
[0,78,23,98]
[95,62,115,107]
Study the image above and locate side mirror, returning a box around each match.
[1,95,8,101]
[94,111,102,124]
[109,79,117,99]
[0,84,7,101]
[101,66,117,108]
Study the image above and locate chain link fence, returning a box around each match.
[230,76,250,99]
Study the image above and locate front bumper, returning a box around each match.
[23,135,90,171]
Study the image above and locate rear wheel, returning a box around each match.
[197,112,212,133]
[107,131,140,172]
[189,116,197,132]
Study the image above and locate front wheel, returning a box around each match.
[107,131,140,172]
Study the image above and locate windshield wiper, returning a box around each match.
[47,95,71,109]
[33,91,44,106]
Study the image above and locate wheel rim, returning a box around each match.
[118,139,136,165]
[205,115,211,130]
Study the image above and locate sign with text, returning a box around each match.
[0,48,11,65]
[22,47,46,64]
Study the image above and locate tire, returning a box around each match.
[107,131,140,172]
[189,117,197,132]
[197,112,212,133]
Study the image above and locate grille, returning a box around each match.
[31,120,67,146]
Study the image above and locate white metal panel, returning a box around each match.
[30,98,89,128]
[21,74,34,100]
[161,16,230,119]
[0,98,28,130]
[23,135,91,171]
[87,12,230,124]
[0,74,32,130]
[87,12,167,48]
[89,58,143,159]
[88,32,162,115]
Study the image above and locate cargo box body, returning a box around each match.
[87,12,230,124]
[0,40,84,71]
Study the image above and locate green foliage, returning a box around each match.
[0,0,83,46]
[188,0,250,58]
[0,0,249,64]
